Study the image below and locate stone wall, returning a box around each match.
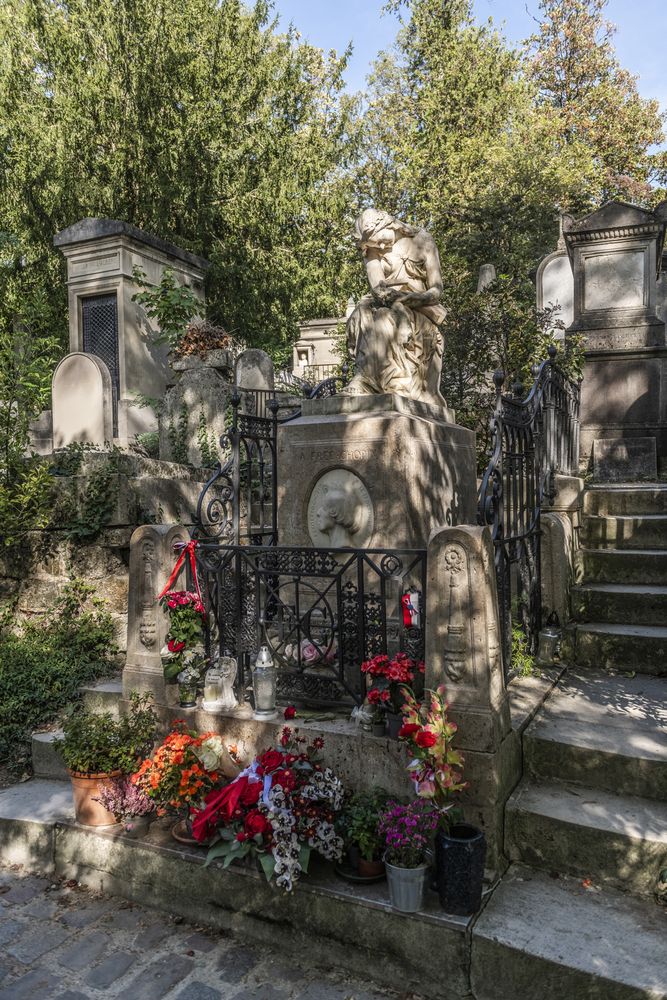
[0,455,208,653]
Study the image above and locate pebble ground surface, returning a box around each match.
[0,864,424,1000]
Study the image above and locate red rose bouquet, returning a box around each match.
[160,590,206,681]
[361,652,424,714]
[191,727,345,891]
[399,685,467,822]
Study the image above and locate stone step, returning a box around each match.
[505,778,667,897]
[80,679,123,718]
[584,484,667,517]
[583,513,667,550]
[574,622,667,675]
[571,582,667,625]
[581,548,667,584]
[471,865,667,1000]
[31,730,67,781]
[523,669,667,800]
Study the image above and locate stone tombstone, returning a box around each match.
[563,200,667,470]
[425,524,510,753]
[51,352,114,449]
[235,349,275,392]
[54,218,209,447]
[278,394,477,552]
[122,523,190,701]
[536,249,574,338]
[593,437,657,481]
[159,351,234,466]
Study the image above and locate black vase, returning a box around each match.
[435,823,486,915]
[385,711,402,740]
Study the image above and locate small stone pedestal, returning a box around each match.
[277,394,477,549]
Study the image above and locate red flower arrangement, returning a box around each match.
[191,727,344,892]
[399,685,467,821]
[361,652,425,714]
[160,590,207,681]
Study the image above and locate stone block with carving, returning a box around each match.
[425,524,510,753]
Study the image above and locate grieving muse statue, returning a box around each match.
[343,209,447,406]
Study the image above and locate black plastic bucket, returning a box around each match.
[435,823,486,915]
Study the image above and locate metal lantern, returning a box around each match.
[252,645,277,719]
[536,626,561,667]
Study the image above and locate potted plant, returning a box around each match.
[131,724,241,843]
[361,653,424,738]
[378,799,440,912]
[57,693,158,827]
[400,684,485,915]
[93,776,155,838]
[340,787,390,877]
[159,589,207,683]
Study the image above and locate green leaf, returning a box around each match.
[258,851,276,882]
[298,845,311,873]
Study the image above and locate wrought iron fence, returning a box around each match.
[194,543,427,708]
[478,346,580,677]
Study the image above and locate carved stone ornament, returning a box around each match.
[139,539,157,648]
[307,469,374,548]
[442,543,469,682]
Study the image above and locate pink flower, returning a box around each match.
[300,640,320,665]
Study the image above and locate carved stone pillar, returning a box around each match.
[122,524,189,701]
[426,524,510,753]
[425,525,516,869]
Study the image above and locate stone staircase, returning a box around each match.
[480,482,667,999]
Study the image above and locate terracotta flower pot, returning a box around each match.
[358,857,385,878]
[68,770,122,827]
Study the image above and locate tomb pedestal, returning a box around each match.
[276,394,477,550]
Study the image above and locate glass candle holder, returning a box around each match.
[252,645,277,719]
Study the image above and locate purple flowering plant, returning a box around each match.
[93,776,155,821]
[378,799,439,869]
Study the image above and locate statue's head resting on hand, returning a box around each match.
[354,208,418,254]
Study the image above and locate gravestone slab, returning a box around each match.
[593,437,657,481]
[234,349,274,391]
[536,250,573,337]
[51,353,113,449]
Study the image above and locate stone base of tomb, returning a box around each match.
[276,393,477,550]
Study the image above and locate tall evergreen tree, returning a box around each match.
[0,0,360,362]
[525,0,667,208]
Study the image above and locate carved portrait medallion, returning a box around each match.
[307,470,374,548]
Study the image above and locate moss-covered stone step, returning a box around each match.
[523,670,667,800]
[583,514,667,550]
[471,865,667,1000]
[581,548,667,585]
[574,622,667,675]
[584,484,667,517]
[571,582,667,625]
[505,778,667,897]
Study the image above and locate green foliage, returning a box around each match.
[511,623,535,678]
[132,266,201,350]
[168,405,190,466]
[56,692,158,775]
[0,0,359,364]
[52,448,123,542]
[0,579,117,773]
[196,411,218,468]
[339,787,391,862]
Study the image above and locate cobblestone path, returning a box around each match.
[0,865,414,1000]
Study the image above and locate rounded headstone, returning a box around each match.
[51,352,113,449]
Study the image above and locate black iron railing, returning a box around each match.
[195,543,427,708]
[478,346,580,677]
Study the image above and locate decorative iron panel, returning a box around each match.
[82,293,120,435]
[195,543,427,709]
[478,346,581,679]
